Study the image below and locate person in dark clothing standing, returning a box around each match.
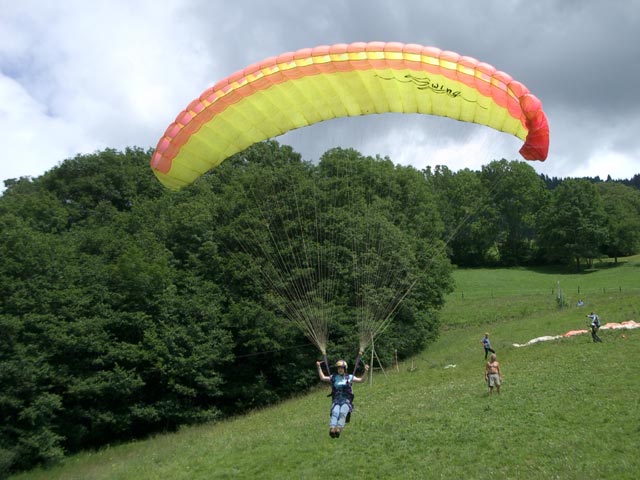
[586,312,602,342]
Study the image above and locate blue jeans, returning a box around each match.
[330,403,350,428]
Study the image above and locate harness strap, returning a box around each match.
[351,352,362,378]
[323,354,331,377]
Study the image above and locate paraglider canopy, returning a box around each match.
[151,41,549,190]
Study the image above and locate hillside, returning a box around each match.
[14,257,640,479]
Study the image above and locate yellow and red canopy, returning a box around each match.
[151,42,549,190]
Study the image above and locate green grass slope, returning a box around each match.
[15,257,640,480]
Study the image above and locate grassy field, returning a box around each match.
[14,257,640,479]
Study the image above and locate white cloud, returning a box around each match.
[0,73,91,180]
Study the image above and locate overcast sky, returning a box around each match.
[1,0,639,191]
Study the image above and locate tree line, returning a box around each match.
[426,161,640,268]
[1,143,638,474]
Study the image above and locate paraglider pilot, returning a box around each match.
[316,359,369,438]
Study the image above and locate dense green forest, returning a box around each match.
[1,143,639,475]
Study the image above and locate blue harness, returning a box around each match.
[329,374,354,421]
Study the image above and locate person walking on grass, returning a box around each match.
[586,312,602,342]
[481,333,495,359]
[316,359,369,438]
[485,353,502,395]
